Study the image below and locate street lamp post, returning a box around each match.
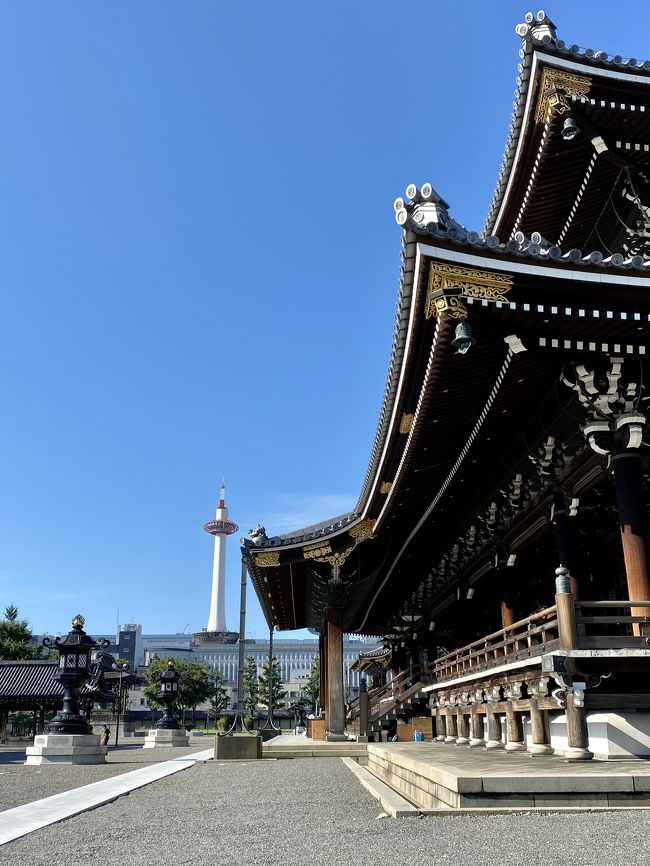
[114,664,129,748]
[261,626,280,733]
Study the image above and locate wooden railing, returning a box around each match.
[347,663,429,727]
[575,600,650,647]
[428,597,650,686]
[429,606,559,683]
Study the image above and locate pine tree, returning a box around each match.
[257,651,287,711]
[241,655,259,715]
[209,668,230,716]
[304,652,320,708]
[0,606,42,661]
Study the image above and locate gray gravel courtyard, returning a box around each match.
[0,745,206,811]
[3,757,650,866]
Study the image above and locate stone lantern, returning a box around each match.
[155,659,181,730]
[25,614,110,765]
[143,660,189,749]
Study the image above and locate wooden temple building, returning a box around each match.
[243,11,650,760]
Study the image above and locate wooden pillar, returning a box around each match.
[499,562,516,629]
[555,569,578,650]
[445,709,458,743]
[469,708,485,748]
[612,451,650,635]
[435,709,447,742]
[456,708,470,745]
[359,680,368,739]
[552,490,581,598]
[485,706,504,750]
[505,706,526,751]
[0,712,7,745]
[319,632,327,713]
[528,698,553,756]
[565,688,593,761]
[326,606,345,740]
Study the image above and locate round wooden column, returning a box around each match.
[504,707,526,751]
[565,689,593,761]
[469,708,485,748]
[326,606,346,741]
[485,706,504,749]
[552,490,581,598]
[435,709,447,742]
[319,632,327,712]
[612,451,650,634]
[496,552,516,629]
[445,710,458,743]
[528,698,553,756]
[456,708,470,745]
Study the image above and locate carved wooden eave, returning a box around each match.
[248,223,650,636]
[484,11,650,255]
[246,13,650,643]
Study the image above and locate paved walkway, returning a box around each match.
[0,747,212,845]
[2,749,650,865]
[0,743,209,810]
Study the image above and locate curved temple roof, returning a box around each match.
[244,11,650,637]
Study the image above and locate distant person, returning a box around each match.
[101,726,110,746]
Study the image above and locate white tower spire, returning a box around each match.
[203,479,239,635]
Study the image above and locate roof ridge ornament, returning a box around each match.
[515,10,557,44]
[394,183,461,234]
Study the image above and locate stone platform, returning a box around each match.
[25,733,107,765]
[143,729,190,749]
[366,741,650,810]
[262,734,367,762]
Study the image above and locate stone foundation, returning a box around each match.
[143,728,190,749]
[25,733,107,765]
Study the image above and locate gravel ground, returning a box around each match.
[3,757,650,866]
[0,745,207,811]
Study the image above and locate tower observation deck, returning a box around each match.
[195,481,239,645]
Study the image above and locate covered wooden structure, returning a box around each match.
[244,11,650,755]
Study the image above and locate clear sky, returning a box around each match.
[1,2,649,641]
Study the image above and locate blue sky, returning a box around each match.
[1,2,649,640]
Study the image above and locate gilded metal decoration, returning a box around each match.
[303,541,333,560]
[309,519,376,568]
[348,519,375,541]
[255,552,280,568]
[399,413,414,434]
[322,547,355,568]
[425,263,513,320]
[535,68,591,123]
[380,481,392,494]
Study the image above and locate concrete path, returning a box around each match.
[0,747,212,846]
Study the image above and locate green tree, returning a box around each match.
[241,655,258,715]
[143,658,213,720]
[0,606,42,661]
[304,652,320,708]
[257,651,287,711]
[209,669,230,717]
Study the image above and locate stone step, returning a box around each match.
[365,742,650,811]
[264,748,367,760]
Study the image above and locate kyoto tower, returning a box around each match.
[199,481,239,643]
